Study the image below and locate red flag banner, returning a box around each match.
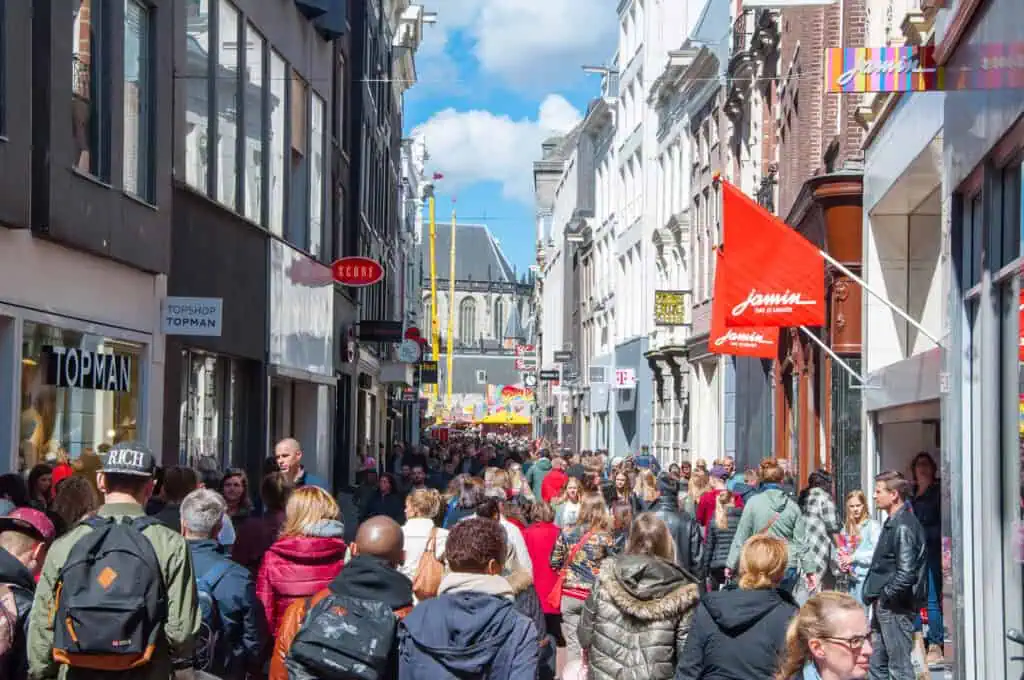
[710,251,780,358]
[718,180,826,328]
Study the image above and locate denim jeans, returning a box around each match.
[923,552,944,647]
[869,603,917,680]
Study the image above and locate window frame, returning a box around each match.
[309,91,326,258]
[241,20,267,226]
[213,0,241,211]
[73,0,113,181]
[122,0,155,202]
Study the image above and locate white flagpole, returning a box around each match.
[799,326,866,384]
[818,249,942,346]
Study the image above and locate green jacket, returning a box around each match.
[526,458,552,500]
[726,488,813,573]
[27,502,200,680]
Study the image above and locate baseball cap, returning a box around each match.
[0,508,56,543]
[102,441,157,477]
[710,465,729,480]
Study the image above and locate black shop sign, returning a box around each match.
[43,346,132,392]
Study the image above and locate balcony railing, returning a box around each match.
[732,10,754,55]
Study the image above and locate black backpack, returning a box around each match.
[52,516,166,671]
[286,593,402,680]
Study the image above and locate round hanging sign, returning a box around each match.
[331,257,384,286]
[397,339,423,363]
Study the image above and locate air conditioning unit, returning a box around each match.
[588,366,608,384]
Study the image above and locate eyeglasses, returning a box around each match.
[821,634,870,650]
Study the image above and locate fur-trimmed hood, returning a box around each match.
[597,555,699,621]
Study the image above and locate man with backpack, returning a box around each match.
[180,488,267,679]
[26,442,200,680]
[0,508,55,680]
[269,515,413,680]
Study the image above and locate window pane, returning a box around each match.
[184,0,209,193]
[309,94,325,257]
[216,1,239,209]
[268,51,285,236]
[123,0,151,200]
[244,24,264,223]
[72,0,109,179]
[971,193,983,286]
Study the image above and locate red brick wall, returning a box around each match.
[775,0,866,220]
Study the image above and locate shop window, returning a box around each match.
[19,321,141,471]
[215,0,240,210]
[178,351,244,468]
[123,0,153,201]
[72,0,112,180]
[831,356,862,505]
[243,22,265,224]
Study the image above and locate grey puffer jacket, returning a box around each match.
[578,554,700,680]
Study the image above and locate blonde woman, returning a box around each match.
[633,469,659,512]
[676,536,799,678]
[775,592,872,679]
[506,462,533,499]
[682,469,710,517]
[834,490,880,608]
[401,488,449,589]
[554,476,583,528]
[256,486,347,634]
[703,489,743,589]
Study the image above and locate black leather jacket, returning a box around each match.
[649,496,704,579]
[862,504,927,612]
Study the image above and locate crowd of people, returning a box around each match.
[0,436,943,680]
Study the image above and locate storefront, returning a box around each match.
[0,230,165,471]
[269,240,336,486]
[941,0,1024,673]
[647,347,690,465]
[613,337,652,454]
[773,172,863,492]
[587,354,613,452]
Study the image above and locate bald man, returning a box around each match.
[273,438,327,490]
[269,515,414,680]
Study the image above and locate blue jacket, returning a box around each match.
[398,590,538,680]
[187,539,268,679]
[297,468,328,492]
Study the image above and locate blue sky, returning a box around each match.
[403,1,617,273]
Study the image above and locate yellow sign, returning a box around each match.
[654,290,688,326]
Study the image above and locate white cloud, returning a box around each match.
[412,94,582,204]
[417,0,617,92]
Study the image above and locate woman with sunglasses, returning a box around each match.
[775,591,873,679]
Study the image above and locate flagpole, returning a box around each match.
[816,250,942,346]
[798,326,865,384]
[445,205,457,412]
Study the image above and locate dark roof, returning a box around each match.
[438,355,524,395]
[421,223,516,284]
[504,302,527,341]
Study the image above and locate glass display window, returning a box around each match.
[19,321,141,471]
[178,350,244,469]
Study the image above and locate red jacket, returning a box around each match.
[696,488,744,528]
[523,521,561,614]
[541,470,568,503]
[256,532,347,635]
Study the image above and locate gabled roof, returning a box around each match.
[421,223,517,283]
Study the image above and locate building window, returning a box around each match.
[178,351,244,468]
[123,0,152,201]
[459,298,477,345]
[215,0,240,210]
[268,50,286,236]
[286,74,309,249]
[72,0,111,180]
[243,23,265,224]
[493,298,505,340]
[19,321,141,472]
[183,0,210,193]
[309,94,325,258]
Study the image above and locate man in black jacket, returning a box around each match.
[0,508,55,679]
[862,470,927,680]
[649,474,703,579]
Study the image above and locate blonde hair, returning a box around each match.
[491,469,510,491]
[738,535,789,590]
[484,467,500,488]
[844,490,869,537]
[556,476,583,504]
[574,492,611,532]
[688,470,710,502]
[775,592,865,680]
[406,488,442,520]
[625,512,675,561]
[714,489,737,531]
[507,463,529,497]
[633,469,658,504]
[279,486,339,538]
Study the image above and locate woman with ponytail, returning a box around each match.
[676,535,799,679]
[775,591,872,679]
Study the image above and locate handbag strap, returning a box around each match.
[425,526,438,554]
[759,512,781,535]
[560,530,594,575]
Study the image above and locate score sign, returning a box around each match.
[332,257,384,286]
[614,368,636,389]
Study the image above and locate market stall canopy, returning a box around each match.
[476,412,530,425]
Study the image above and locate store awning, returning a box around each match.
[476,412,530,426]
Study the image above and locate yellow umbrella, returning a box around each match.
[476,411,530,425]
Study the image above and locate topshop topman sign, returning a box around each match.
[162,297,223,337]
[43,347,132,392]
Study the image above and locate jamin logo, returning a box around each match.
[714,329,774,348]
[731,289,816,317]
